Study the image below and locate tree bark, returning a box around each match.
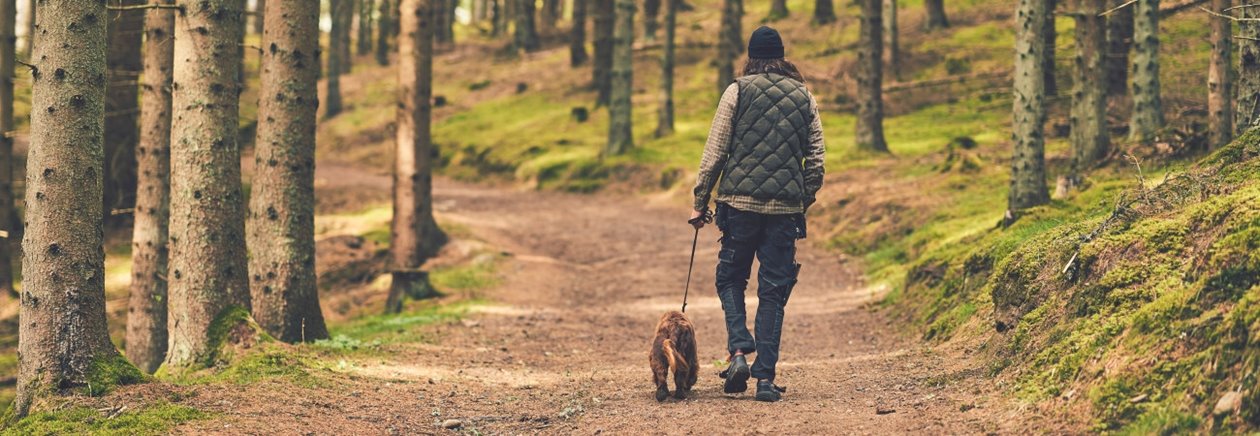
[515,0,541,52]
[1105,0,1132,97]
[253,0,266,35]
[571,0,588,66]
[359,0,375,55]
[924,0,948,30]
[644,0,660,43]
[17,0,142,417]
[0,0,15,297]
[769,0,788,20]
[593,0,614,105]
[1008,0,1050,214]
[656,0,676,137]
[377,0,393,65]
[856,0,888,152]
[434,0,453,45]
[126,0,175,375]
[1207,0,1232,148]
[249,0,329,343]
[883,0,899,80]
[717,0,742,98]
[1067,0,1108,187]
[341,0,354,68]
[542,0,561,32]
[326,0,351,117]
[1238,3,1260,134]
[165,0,251,368]
[104,0,144,222]
[1127,0,1162,143]
[1042,0,1057,96]
[606,0,634,155]
[813,0,835,25]
[389,0,447,314]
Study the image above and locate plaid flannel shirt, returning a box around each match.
[693,81,827,215]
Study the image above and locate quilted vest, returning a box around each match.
[718,74,813,203]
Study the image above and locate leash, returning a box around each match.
[682,209,713,313]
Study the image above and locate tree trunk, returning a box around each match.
[1238,4,1260,134]
[1008,0,1050,214]
[377,0,393,65]
[606,0,634,155]
[856,0,888,152]
[769,0,788,20]
[1042,0,1056,96]
[1207,0,1232,148]
[542,0,561,32]
[717,0,742,98]
[341,0,355,68]
[515,0,541,52]
[253,0,266,35]
[17,0,142,417]
[165,0,251,369]
[571,0,588,66]
[924,0,947,30]
[593,0,614,105]
[492,0,505,36]
[813,0,835,25]
[104,0,144,222]
[0,0,15,297]
[1127,0,1161,143]
[249,0,329,343]
[326,0,350,117]
[644,0,660,43]
[883,0,899,80]
[656,0,676,137]
[23,0,32,57]
[126,0,175,375]
[434,0,453,45]
[1105,0,1131,97]
[1067,0,1108,188]
[359,0,375,55]
[389,0,447,314]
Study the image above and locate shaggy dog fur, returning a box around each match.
[650,311,699,401]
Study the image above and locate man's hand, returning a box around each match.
[688,209,712,229]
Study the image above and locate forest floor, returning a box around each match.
[49,163,1067,434]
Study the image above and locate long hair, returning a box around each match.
[742,57,806,83]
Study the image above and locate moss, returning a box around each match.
[201,305,273,368]
[83,353,148,397]
[1119,406,1201,435]
[2,402,208,436]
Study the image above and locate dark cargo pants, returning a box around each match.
[714,202,803,381]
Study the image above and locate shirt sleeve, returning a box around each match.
[802,92,826,209]
[693,83,740,212]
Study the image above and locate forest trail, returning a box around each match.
[140,164,1033,434]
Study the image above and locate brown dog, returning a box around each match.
[650,310,699,401]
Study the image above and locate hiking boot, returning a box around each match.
[723,355,751,393]
[755,379,786,402]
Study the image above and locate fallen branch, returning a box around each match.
[107,4,182,11]
[1100,0,1137,16]
[1161,0,1209,16]
[1200,5,1260,21]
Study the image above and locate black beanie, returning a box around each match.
[748,26,785,59]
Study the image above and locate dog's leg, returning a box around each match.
[651,344,671,402]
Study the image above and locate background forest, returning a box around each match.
[0,0,1258,433]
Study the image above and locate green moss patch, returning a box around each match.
[2,402,208,436]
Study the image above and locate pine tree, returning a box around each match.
[1238,3,1260,134]
[254,0,266,35]
[883,0,899,80]
[769,0,788,21]
[0,0,15,297]
[1127,0,1162,143]
[515,0,541,52]
[593,0,614,105]
[924,0,948,31]
[606,0,634,155]
[126,0,176,375]
[327,0,350,117]
[1043,0,1057,96]
[813,0,835,25]
[359,0,375,55]
[1105,0,1132,97]
[571,0,589,66]
[1207,0,1233,148]
[856,0,888,152]
[248,0,329,342]
[104,0,144,222]
[389,0,448,313]
[656,0,677,137]
[165,0,252,368]
[1008,0,1050,216]
[1066,0,1108,190]
[644,0,660,43]
[542,0,561,32]
[716,0,742,97]
[434,0,454,45]
[17,0,143,417]
[377,0,393,66]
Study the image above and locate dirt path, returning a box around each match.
[117,167,1029,434]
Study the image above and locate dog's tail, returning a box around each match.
[661,339,690,373]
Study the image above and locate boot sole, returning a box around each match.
[755,390,781,402]
[723,362,750,393]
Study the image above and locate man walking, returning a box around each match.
[690,26,825,402]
